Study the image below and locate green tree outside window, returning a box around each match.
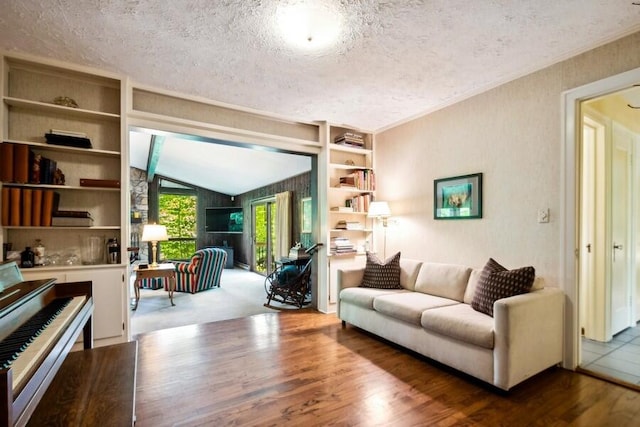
[158,193,197,260]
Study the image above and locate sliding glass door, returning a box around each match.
[252,199,277,275]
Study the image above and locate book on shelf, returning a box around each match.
[51,216,94,227]
[53,210,92,218]
[79,178,120,188]
[45,132,92,149]
[1,143,14,182]
[32,189,43,227]
[335,220,364,230]
[1,188,9,226]
[339,170,375,191]
[50,129,88,138]
[330,206,354,212]
[13,144,29,184]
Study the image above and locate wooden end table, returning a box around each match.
[133,263,176,311]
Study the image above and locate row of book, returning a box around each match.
[334,132,365,148]
[330,237,357,255]
[338,170,375,191]
[0,143,65,185]
[345,194,372,213]
[1,187,94,227]
[1,188,58,227]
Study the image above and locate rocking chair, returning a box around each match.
[264,243,322,308]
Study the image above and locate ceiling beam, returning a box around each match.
[146,135,165,182]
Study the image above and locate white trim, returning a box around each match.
[562,66,640,369]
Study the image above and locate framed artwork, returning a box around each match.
[301,197,312,233]
[434,173,483,219]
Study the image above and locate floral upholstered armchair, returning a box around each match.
[171,248,227,293]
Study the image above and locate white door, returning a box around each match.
[610,123,633,335]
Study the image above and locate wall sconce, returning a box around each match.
[141,224,168,267]
[368,201,392,258]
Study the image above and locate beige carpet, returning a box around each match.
[130,269,288,336]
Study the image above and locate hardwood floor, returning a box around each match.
[135,311,640,426]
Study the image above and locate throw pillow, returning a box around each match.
[360,251,402,289]
[471,258,535,317]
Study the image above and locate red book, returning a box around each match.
[21,188,32,226]
[32,189,43,227]
[10,188,21,226]
[42,190,54,227]
[1,187,9,226]
[13,144,29,184]
[1,143,14,182]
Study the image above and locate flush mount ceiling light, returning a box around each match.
[275,3,343,50]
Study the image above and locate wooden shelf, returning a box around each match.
[2,183,120,192]
[3,139,120,157]
[3,96,120,121]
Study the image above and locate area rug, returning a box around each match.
[130,269,280,335]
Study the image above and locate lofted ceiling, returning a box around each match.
[2,1,640,194]
[129,130,312,196]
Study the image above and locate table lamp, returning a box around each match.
[141,224,168,267]
[368,201,391,258]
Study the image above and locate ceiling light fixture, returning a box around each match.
[275,3,342,50]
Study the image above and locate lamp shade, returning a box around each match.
[367,201,391,218]
[141,224,168,242]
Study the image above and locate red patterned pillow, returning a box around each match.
[360,251,402,289]
[471,258,535,317]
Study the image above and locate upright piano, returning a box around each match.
[0,262,93,427]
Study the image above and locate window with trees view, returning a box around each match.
[158,192,197,260]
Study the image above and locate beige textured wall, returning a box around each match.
[375,31,640,287]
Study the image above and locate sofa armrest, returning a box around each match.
[493,287,564,390]
[337,268,365,291]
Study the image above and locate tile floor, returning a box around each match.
[581,322,640,386]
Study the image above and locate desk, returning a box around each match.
[133,263,176,310]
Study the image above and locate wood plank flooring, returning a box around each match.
[134,311,640,426]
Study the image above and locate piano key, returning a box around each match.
[9,296,87,393]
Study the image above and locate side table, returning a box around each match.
[133,263,176,310]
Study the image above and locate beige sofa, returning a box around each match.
[337,259,564,391]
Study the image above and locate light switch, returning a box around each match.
[537,208,549,223]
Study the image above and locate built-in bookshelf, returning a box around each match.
[0,54,128,345]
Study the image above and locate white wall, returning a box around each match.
[375,31,640,290]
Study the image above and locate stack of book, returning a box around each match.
[330,237,357,255]
[45,129,92,149]
[334,132,364,148]
[51,210,94,227]
[335,220,364,230]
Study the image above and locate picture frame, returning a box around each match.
[434,173,483,219]
[301,197,312,233]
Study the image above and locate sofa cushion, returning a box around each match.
[399,258,423,291]
[340,287,408,309]
[464,268,545,304]
[360,251,402,289]
[372,292,460,325]
[414,263,471,302]
[471,258,535,317]
[421,303,495,349]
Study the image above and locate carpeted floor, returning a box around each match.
[130,268,288,336]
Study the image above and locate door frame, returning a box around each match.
[562,66,640,369]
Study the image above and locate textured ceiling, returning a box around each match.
[2,1,640,195]
[1,1,640,131]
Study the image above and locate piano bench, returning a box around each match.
[28,341,137,426]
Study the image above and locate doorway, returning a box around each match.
[578,88,640,386]
[251,198,277,275]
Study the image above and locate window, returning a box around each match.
[158,182,197,260]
